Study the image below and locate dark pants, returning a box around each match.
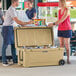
[2,26,17,63]
[2,43,17,63]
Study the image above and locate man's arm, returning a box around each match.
[32,8,36,19]
[13,17,32,26]
[2,16,4,22]
[32,13,36,19]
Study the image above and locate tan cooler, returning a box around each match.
[14,27,65,67]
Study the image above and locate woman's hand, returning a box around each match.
[48,23,53,27]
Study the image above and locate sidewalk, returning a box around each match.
[0,56,76,76]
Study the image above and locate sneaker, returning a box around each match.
[2,62,9,66]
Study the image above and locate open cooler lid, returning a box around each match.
[14,27,54,47]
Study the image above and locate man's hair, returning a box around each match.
[0,0,1,2]
[11,0,18,3]
[28,0,33,3]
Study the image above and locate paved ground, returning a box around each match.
[0,23,75,76]
[0,56,76,76]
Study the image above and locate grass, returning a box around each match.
[47,9,76,18]
[70,9,76,18]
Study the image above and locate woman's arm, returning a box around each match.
[55,8,70,25]
[48,8,70,27]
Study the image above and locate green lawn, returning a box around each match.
[47,9,76,18]
[47,9,58,17]
[70,9,76,18]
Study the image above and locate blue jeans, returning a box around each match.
[2,26,17,63]
[2,43,17,63]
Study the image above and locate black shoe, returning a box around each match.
[13,61,18,64]
[2,62,9,66]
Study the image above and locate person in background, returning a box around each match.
[0,0,4,25]
[2,0,33,66]
[70,24,76,56]
[26,0,36,20]
[48,0,72,64]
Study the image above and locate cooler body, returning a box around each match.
[14,27,64,67]
[18,48,64,67]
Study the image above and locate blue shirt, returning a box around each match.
[26,8,36,19]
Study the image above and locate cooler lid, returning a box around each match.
[14,27,54,47]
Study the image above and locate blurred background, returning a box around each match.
[0,0,76,60]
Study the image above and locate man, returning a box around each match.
[2,0,32,66]
[0,0,4,25]
[70,24,76,56]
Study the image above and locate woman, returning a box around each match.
[48,0,72,64]
[26,0,36,20]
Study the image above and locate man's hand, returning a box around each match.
[28,20,34,24]
[22,20,34,27]
[13,17,34,26]
[48,23,53,27]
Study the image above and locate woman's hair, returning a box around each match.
[60,0,67,7]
